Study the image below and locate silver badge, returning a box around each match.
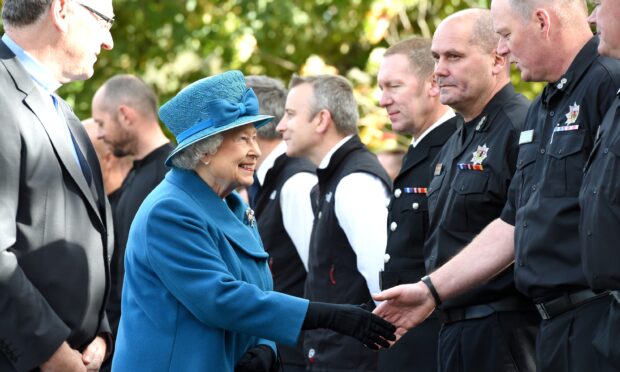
[245,208,256,227]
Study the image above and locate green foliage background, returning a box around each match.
[0,0,546,150]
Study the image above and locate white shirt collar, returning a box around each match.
[256,141,287,185]
[411,108,455,148]
[319,135,353,169]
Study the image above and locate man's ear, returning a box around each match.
[314,109,332,134]
[491,49,508,76]
[118,105,134,127]
[428,74,440,97]
[50,0,71,33]
[534,8,553,40]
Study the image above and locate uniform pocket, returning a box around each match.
[515,143,538,207]
[445,171,490,233]
[542,130,586,197]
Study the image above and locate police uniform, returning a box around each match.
[579,89,620,369]
[378,115,457,372]
[304,135,391,371]
[499,37,620,371]
[254,152,315,372]
[426,83,538,372]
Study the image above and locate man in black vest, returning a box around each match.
[376,37,457,372]
[245,75,316,372]
[277,75,391,371]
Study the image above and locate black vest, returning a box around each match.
[304,135,391,371]
[381,119,458,289]
[255,154,315,296]
[254,154,315,368]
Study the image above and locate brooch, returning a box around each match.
[245,208,256,227]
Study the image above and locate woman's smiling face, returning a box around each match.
[201,124,261,197]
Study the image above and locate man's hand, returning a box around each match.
[40,342,86,372]
[82,336,107,371]
[372,282,436,336]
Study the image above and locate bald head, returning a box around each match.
[439,9,500,55]
[94,74,158,120]
[432,8,510,120]
[507,0,588,24]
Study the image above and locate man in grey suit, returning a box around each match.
[0,0,115,371]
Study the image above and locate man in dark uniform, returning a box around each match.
[91,74,173,370]
[425,9,537,371]
[374,1,620,371]
[579,2,620,369]
[245,75,316,372]
[277,75,391,371]
[376,37,457,372]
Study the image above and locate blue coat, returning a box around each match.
[113,169,309,371]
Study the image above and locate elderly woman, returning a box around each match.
[112,71,395,372]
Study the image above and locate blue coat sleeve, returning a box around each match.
[143,197,308,346]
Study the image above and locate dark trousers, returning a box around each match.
[378,316,441,372]
[438,311,539,372]
[536,294,619,371]
[279,337,306,372]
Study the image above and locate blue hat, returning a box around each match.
[160,70,273,166]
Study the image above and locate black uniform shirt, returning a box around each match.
[381,118,457,290]
[500,37,620,301]
[579,90,620,290]
[425,83,529,309]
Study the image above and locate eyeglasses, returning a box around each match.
[76,2,114,31]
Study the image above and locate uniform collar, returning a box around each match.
[461,83,518,133]
[411,108,455,148]
[1,34,62,93]
[542,36,600,104]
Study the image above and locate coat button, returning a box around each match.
[394,188,402,198]
[412,202,419,210]
[390,221,397,231]
[384,253,391,264]
[318,211,322,219]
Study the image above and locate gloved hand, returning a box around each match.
[302,302,396,350]
[234,344,279,372]
[359,299,377,311]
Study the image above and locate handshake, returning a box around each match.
[235,301,398,372]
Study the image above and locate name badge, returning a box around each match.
[519,130,534,144]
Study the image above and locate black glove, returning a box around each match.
[302,302,396,350]
[234,344,279,372]
[359,299,377,311]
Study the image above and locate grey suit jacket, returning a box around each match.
[0,39,113,371]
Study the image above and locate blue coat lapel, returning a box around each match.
[167,169,268,259]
